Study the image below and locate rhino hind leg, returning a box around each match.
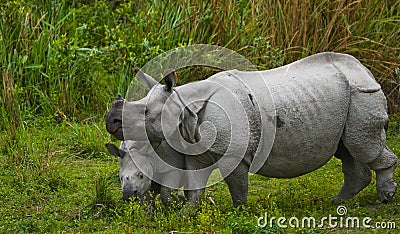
[342,90,398,203]
[331,141,372,204]
[344,134,398,203]
[368,146,398,203]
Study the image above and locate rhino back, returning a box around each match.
[229,53,351,178]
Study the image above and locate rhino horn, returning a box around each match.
[112,94,125,108]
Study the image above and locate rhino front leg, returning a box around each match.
[368,145,398,203]
[160,186,182,206]
[331,141,372,204]
[220,160,249,207]
[184,156,212,206]
[139,192,157,218]
[160,171,185,206]
[140,182,161,206]
[178,157,210,216]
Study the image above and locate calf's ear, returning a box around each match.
[105,143,126,158]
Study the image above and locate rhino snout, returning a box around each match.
[105,120,124,140]
[105,108,125,140]
[106,116,122,134]
[105,94,126,139]
[122,188,139,201]
[122,191,138,201]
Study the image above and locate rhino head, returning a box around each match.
[105,142,153,201]
[106,67,219,156]
[105,68,177,142]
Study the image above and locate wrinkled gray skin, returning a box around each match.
[106,52,398,207]
[105,140,187,205]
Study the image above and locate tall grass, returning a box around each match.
[1,0,399,135]
[256,0,400,110]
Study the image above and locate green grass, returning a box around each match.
[0,117,399,233]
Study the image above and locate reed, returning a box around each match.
[1,0,399,133]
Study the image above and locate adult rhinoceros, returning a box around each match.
[105,52,398,207]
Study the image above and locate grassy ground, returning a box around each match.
[0,117,399,233]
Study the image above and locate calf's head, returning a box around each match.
[105,143,153,201]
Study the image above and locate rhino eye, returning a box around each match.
[138,172,143,179]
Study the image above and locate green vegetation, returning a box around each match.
[1,117,399,233]
[1,0,400,233]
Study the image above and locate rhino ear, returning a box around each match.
[179,99,206,142]
[105,143,126,158]
[163,69,177,92]
[133,67,158,89]
[163,81,217,143]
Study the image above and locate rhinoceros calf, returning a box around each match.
[106,140,187,205]
[105,52,398,207]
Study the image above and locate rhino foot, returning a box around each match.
[330,194,353,204]
[330,197,341,205]
[178,203,197,217]
[375,159,398,203]
[377,179,397,203]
